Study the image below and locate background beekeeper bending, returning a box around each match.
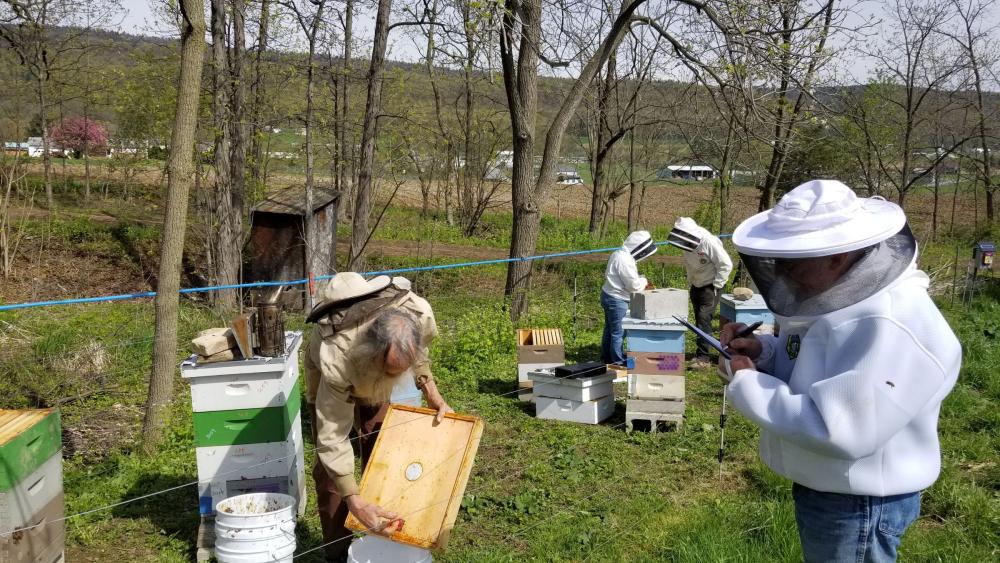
[668,217,733,368]
[601,231,656,365]
[720,180,961,562]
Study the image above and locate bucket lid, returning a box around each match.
[216,492,296,516]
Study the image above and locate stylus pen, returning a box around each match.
[734,321,763,339]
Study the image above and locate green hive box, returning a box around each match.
[0,409,61,491]
[191,380,302,447]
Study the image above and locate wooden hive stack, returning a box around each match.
[529,362,615,424]
[181,332,306,562]
[720,293,776,336]
[0,409,64,563]
[623,313,689,432]
[515,328,565,402]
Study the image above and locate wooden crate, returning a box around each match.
[516,328,565,364]
[345,406,483,549]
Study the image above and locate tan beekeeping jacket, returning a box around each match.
[304,291,437,496]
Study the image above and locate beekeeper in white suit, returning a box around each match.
[720,179,961,562]
[601,231,656,365]
[668,217,733,368]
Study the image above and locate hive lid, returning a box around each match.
[721,293,769,309]
[621,316,687,331]
[181,331,302,377]
[0,409,57,447]
[345,405,483,549]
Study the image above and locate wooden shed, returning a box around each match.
[249,185,340,308]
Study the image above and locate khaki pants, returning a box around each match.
[309,401,389,561]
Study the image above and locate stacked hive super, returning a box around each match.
[529,362,615,424]
[515,328,565,402]
[720,292,776,336]
[624,289,689,432]
[0,409,64,563]
[181,332,306,520]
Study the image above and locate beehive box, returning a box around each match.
[516,328,565,365]
[628,352,685,376]
[0,409,61,492]
[626,398,685,415]
[196,413,305,516]
[535,395,615,425]
[528,368,614,403]
[0,452,63,540]
[190,379,302,447]
[0,491,64,563]
[1,409,65,563]
[181,332,302,412]
[720,294,775,329]
[622,317,686,354]
[629,374,685,400]
[345,406,483,549]
[629,288,689,320]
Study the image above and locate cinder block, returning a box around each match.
[629,374,685,400]
[629,288,689,320]
[517,381,534,403]
[626,398,685,415]
[625,411,684,432]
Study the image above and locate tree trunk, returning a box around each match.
[142,0,206,455]
[348,0,392,271]
[37,76,53,208]
[229,0,248,299]
[248,0,270,189]
[339,0,354,220]
[932,160,939,241]
[211,0,237,311]
[303,19,321,305]
[83,101,91,200]
[503,0,641,320]
[588,56,614,234]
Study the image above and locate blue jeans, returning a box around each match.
[793,483,921,563]
[600,291,628,365]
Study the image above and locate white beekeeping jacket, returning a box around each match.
[726,263,961,496]
[674,218,733,289]
[602,248,648,302]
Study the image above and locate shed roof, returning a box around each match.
[666,165,716,172]
[254,185,340,215]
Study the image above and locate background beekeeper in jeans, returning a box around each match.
[668,217,733,368]
[601,230,656,365]
[719,180,961,562]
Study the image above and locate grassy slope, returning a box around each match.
[2,240,997,561]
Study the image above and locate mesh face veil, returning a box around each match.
[740,224,916,318]
[668,218,703,252]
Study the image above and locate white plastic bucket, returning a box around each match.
[215,492,297,563]
[348,535,433,563]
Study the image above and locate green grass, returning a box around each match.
[0,251,997,561]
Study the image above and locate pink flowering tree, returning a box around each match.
[49,117,109,158]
